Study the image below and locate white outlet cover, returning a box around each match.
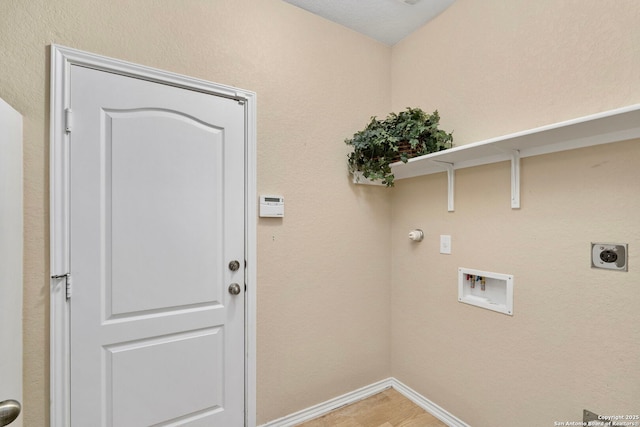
[591,243,628,271]
[440,235,451,254]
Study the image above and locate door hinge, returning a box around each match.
[52,273,72,299]
[234,91,247,106]
[65,108,73,133]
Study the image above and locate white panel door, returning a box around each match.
[0,98,23,427]
[69,65,245,426]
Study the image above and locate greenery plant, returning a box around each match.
[345,107,453,187]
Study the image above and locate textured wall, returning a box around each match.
[392,0,640,143]
[4,0,639,425]
[391,1,640,425]
[0,1,392,425]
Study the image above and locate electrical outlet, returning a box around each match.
[591,243,628,271]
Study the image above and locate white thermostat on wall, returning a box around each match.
[259,195,284,217]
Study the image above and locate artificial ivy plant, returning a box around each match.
[345,107,453,187]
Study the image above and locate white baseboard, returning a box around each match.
[389,378,470,427]
[258,377,470,427]
[258,378,392,427]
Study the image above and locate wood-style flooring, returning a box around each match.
[295,388,448,427]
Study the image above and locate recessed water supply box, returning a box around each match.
[458,268,514,315]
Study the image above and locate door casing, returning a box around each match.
[0,97,23,427]
[49,44,257,427]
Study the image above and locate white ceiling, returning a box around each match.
[282,0,456,46]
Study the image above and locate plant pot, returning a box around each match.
[390,140,422,162]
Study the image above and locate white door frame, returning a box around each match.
[1,97,23,427]
[49,44,257,427]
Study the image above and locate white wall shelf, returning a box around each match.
[370,103,640,210]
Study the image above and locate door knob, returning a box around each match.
[0,400,21,426]
[228,283,242,295]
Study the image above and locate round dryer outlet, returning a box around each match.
[591,243,628,271]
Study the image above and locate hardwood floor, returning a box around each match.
[295,388,447,427]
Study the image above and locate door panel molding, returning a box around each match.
[49,44,257,427]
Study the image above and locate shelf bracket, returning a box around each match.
[511,150,520,209]
[430,160,455,212]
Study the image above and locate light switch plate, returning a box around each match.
[591,243,628,271]
[440,235,451,254]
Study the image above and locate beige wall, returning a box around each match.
[391,1,640,426]
[0,0,392,425]
[3,0,639,425]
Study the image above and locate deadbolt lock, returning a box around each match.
[229,260,241,272]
